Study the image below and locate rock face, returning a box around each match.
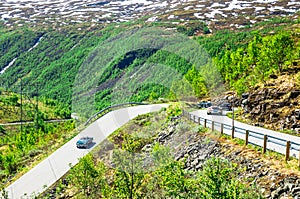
[236,74,300,133]
[151,116,300,199]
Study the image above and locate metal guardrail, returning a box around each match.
[84,102,147,126]
[182,110,300,165]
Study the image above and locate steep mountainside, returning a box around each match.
[0,21,299,117]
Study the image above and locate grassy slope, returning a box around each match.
[0,91,76,186]
[0,90,68,123]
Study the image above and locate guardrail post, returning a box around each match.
[193,115,196,122]
[286,141,290,161]
[299,149,300,168]
[221,123,224,134]
[204,119,207,128]
[212,121,214,132]
[298,150,300,168]
[263,135,267,154]
[245,130,249,145]
[231,127,235,139]
[198,117,200,125]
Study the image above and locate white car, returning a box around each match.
[207,106,222,115]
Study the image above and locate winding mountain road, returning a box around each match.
[5,104,168,199]
[6,105,300,198]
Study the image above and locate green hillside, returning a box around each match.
[0,19,299,118]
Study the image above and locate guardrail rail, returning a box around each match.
[84,102,147,126]
[182,110,300,166]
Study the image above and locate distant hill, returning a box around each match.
[0,0,299,31]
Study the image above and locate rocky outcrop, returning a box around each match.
[236,75,300,133]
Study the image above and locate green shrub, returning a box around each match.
[196,157,263,199]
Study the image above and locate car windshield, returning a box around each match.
[77,140,85,144]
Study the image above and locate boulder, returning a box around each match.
[289,91,300,99]
[291,187,300,196]
[271,186,288,198]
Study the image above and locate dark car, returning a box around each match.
[197,101,212,109]
[219,103,232,111]
[207,106,222,115]
[76,137,93,148]
[294,109,300,119]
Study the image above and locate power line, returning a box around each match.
[18,78,40,132]
[20,77,23,133]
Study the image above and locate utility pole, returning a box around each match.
[24,83,40,130]
[231,93,235,137]
[19,78,40,132]
[35,83,39,129]
[20,77,23,133]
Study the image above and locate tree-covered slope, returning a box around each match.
[0,27,105,104]
[0,20,299,118]
[0,23,211,118]
[0,27,42,72]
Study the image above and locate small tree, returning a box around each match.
[112,149,146,199]
[196,157,263,199]
[68,154,108,198]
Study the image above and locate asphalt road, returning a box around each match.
[5,104,168,199]
[191,109,300,158]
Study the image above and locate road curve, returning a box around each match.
[192,109,300,158]
[5,104,168,199]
